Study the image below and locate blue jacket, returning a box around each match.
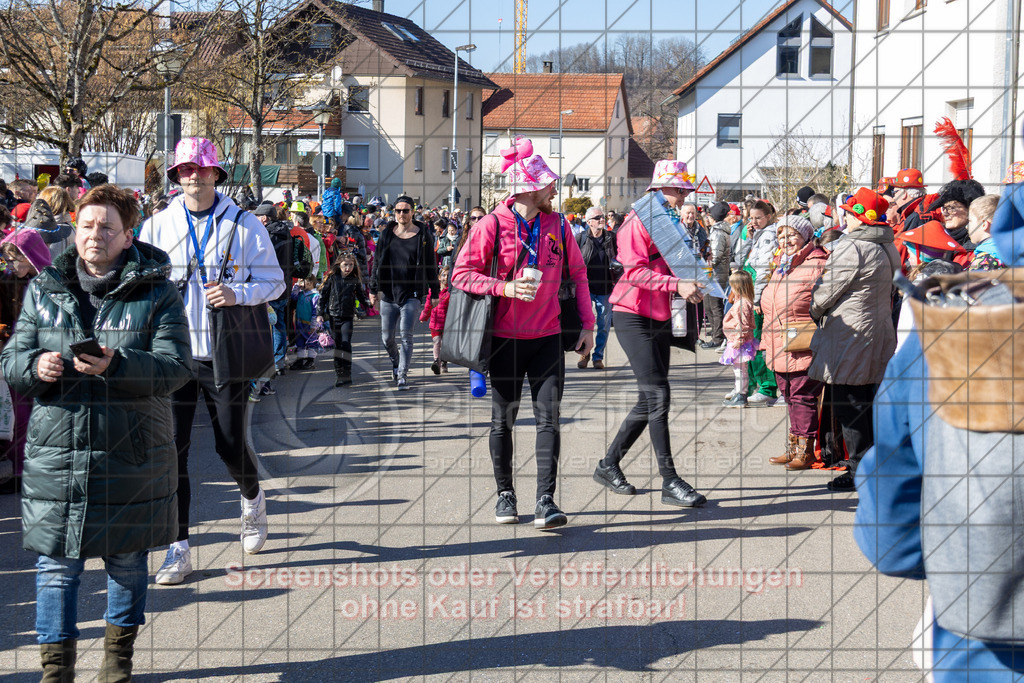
[855,314,1024,679]
[322,187,342,219]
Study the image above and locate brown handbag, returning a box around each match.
[781,320,817,353]
[907,268,1024,433]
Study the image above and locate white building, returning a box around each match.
[667,0,854,200]
[850,0,1024,190]
[481,72,647,213]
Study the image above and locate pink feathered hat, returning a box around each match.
[167,137,229,186]
[500,137,559,195]
[646,160,696,192]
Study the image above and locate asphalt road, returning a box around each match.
[0,314,925,681]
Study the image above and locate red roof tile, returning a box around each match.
[671,0,852,98]
[226,107,341,135]
[482,73,630,134]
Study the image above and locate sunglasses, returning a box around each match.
[468,215,484,222]
[395,208,412,214]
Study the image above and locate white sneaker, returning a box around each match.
[748,392,776,407]
[724,389,738,400]
[241,489,268,554]
[155,545,192,585]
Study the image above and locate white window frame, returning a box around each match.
[717,113,741,148]
[347,142,370,170]
[484,133,499,156]
[550,135,561,157]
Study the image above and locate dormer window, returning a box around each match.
[311,24,333,49]
[777,16,801,77]
[381,21,419,43]
[808,17,833,77]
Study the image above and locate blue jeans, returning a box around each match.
[379,298,420,380]
[270,298,288,370]
[592,294,612,361]
[36,551,149,644]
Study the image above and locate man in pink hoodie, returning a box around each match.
[451,137,595,530]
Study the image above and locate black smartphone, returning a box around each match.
[69,337,103,359]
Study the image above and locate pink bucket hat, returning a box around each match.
[500,137,559,195]
[646,160,696,192]
[167,137,229,185]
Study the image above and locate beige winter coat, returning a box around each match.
[807,224,901,386]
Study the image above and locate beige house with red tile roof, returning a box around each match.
[481,73,644,213]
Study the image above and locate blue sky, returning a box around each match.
[376,0,854,73]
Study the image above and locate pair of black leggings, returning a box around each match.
[825,382,879,475]
[171,360,261,541]
[489,334,564,500]
[330,317,354,371]
[604,311,680,481]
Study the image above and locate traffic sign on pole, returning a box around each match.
[694,175,715,195]
[313,153,333,177]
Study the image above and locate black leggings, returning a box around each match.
[330,317,354,363]
[489,334,564,500]
[604,311,679,481]
[826,382,879,475]
[171,360,261,541]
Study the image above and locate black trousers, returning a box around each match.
[171,360,261,541]
[604,312,680,481]
[704,294,725,344]
[826,382,879,475]
[489,334,564,500]
[330,317,354,376]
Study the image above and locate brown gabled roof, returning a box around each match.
[481,73,630,134]
[171,11,245,63]
[313,0,496,88]
[671,0,852,98]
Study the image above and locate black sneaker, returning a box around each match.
[662,478,707,507]
[430,360,441,375]
[391,365,399,382]
[259,382,276,396]
[593,462,637,495]
[827,472,856,491]
[495,490,518,524]
[534,495,567,529]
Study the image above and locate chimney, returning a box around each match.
[373,0,384,12]
[543,61,553,74]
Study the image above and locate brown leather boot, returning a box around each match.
[769,434,798,465]
[786,436,817,470]
[40,639,76,682]
[98,623,138,682]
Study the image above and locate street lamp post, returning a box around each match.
[452,43,476,211]
[154,40,180,196]
[558,109,574,210]
[314,108,332,199]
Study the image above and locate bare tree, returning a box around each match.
[758,126,852,209]
[0,0,213,164]
[183,0,348,201]
[523,35,704,163]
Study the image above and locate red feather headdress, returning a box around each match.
[934,117,972,180]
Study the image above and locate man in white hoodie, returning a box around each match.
[139,138,284,585]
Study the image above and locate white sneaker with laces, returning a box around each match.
[724,389,738,400]
[747,392,775,407]
[241,489,268,554]
[155,545,192,585]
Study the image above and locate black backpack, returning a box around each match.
[268,221,312,280]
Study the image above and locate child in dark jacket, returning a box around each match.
[317,251,368,386]
[291,277,319,370]
[422,266,451,375]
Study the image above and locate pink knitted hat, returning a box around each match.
[500,137,559,195]
[167,137,229,185]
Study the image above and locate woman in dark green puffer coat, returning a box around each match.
[0,184,192,682]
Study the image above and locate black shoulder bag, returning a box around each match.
[558,216,584,352]
[440,215,527,375]
[208,209,275,389]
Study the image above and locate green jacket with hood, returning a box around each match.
[1,241,192,559]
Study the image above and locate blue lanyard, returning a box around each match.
[184,197,220,286]
[512,209,542,267]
